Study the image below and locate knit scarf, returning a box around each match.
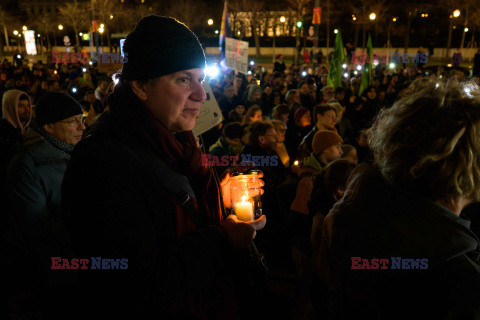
[33,124,75,159]
[106,80,224,231]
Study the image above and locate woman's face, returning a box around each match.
[299,112,312,127]
[299,83,310,95]
[235,105,245,115]
[367,88,377,100]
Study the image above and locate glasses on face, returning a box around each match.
[61,117,86,126]
[327,114,337,121]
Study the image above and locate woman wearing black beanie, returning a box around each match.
[61,15,266,319]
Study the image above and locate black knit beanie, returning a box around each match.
[35,92,83,125]
[122,15,206,81]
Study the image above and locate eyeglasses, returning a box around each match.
[326,114,337,121]
[60,117,86,126]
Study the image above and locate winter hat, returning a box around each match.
[35,92,83,126]
[312,130,343,155]
[122,15,206,81]
[294,107,309,123]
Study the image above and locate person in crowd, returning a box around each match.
[298,104,338,161]
[0,90,32,206]
[94,78,109,102]
[298,81,315,110]
[334,87,347,106]
[233,73,246,98]
[240,121,287,269]
[274,54,286,74]
[6,92,85,316]
[347,128,373,164]
[284,106,312,162]
[340,144,358,164]
[320,86,334,104]
[271,119,289,167]
[61,16,266,319]
[241,104,263,126]
[332,101,354,139]
[271,104,290,123]
[208,122,244,175]
[228,104,245,123]
[474,49,480,78]
[313,78,480,319]
[290,130,343,274]
[285,89,301,109]
[84,88,104,115]
[291,130,343,217]
[452,48,462,68]
[244,83,263,110]
[218,84,239,118]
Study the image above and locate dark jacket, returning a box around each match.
[61,113,236,319]
[6,131,73,288]
[314,164,480,319]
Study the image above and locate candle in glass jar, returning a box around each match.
[234,198,254,221]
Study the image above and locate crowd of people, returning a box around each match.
[1,14,480,320]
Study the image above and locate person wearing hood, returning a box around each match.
[0,89,32,203]
[312,79,480,319]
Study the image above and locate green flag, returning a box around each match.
[327,31,345,89]
[358,33,373,96]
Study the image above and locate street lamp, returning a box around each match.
[280,16,286,23]
[99,27,104,34]
[334,29,338,34]
[369,13,376,21]
[215,30,219,34]
[22,26,27,31]
[465,27,469,32]
[393,17,397,22]
[453,10,460,18]
[352,16,357,21]
[58,24,63,30]
[110,15,113,19]
[13,30,18,35]
[207,19,213,25]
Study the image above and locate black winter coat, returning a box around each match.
[314,164,480,319]
[61,113,236,319]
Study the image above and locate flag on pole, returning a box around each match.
[358,33,373,96]
[219,2,231,68]
[327,31,345,89]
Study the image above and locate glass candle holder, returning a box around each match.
[230,170,261,221]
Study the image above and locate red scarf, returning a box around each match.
[107,81,224,235]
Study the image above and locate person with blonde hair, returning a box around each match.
[313,78,480,319]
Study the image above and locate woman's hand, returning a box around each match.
[221,214,267,249]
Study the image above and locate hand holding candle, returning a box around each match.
[221,171,264,209]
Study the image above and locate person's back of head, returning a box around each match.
[369,77,480,207]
